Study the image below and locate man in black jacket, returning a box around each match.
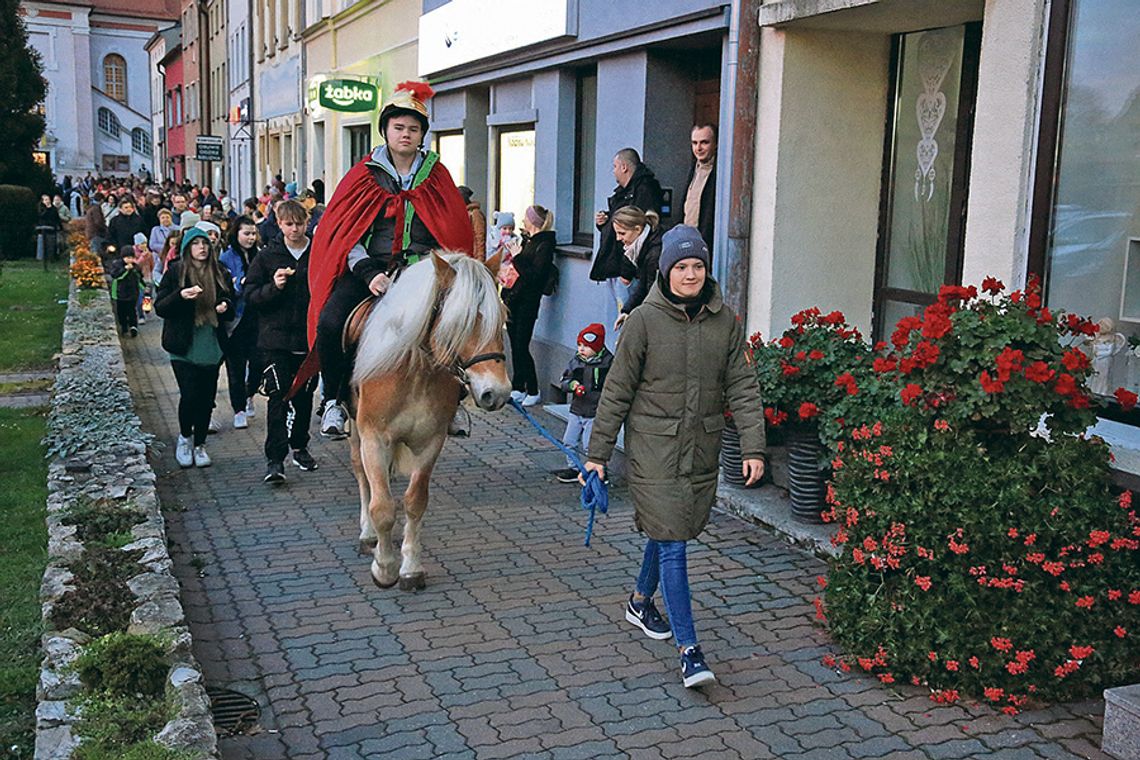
[244,200,319,483]
[683,124,717,256]
[589,148,663,310]
[107,197,147,254]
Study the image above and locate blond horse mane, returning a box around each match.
[352,252,505,384]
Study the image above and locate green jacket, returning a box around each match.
[588,279,766,541]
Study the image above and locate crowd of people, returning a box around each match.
[55,81,763,690]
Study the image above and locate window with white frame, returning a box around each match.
[97,107,121,138]
[132,128,152,155]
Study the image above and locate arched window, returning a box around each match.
[131,128,151,155]
[97,107,121,138]
[103,54,127,103]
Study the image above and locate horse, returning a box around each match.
[349,250,512,590]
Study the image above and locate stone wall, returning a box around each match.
[36,284,218,759]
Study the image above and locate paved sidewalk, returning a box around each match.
[122,325,1112,760]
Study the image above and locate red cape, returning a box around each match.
[292,154,475,391]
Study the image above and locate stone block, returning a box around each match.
[1104,683,1140,760]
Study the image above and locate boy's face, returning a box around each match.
[577,342,597,359]
[280,217,307,244]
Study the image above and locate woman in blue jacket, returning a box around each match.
[219,216,261,429]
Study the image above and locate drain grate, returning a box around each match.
[206,687,261,735]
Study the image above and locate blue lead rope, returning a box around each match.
[508,399,608,546]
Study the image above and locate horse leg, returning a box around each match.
[398,467,432,591]
[351,432,376,555]
[359,435,399,588]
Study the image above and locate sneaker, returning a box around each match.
[175,435,193,468]
[245,398,256,418]
[137,315,146,325]
[320,401,349,439]
[509,390,526,403]
[128,326,138,337]
[233,411,248,429]
[208,416,221,434]
[626,595,672,641]
[553,467,580,484]
[263,461,286,483]
[522,393,541,407]
[193,445,212,468]
[680,645,716,688]
[292,449,318,471]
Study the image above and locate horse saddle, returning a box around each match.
[342,296,378,355]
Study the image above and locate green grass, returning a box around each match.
[0,261,69,372]
[0,406,49,759]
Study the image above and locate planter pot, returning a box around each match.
[720,417,747,487]
[785,423,830,523]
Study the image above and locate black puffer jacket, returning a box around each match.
[620,225,665,315]
[503,230,556,309]
[245,237,311,353]
[589,164,663,281]
[154,259,235,356]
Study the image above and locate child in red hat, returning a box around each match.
[552,323,613,483]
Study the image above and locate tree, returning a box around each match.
[0,0,51,193]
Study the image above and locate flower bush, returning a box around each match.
[817,277,1140,710]
[749,307,870,432]
[69,231,104,289]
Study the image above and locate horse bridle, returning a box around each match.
[452,351,506,387]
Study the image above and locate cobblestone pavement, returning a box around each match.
[122,326,1113,760]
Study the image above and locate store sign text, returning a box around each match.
[318,80,379,112]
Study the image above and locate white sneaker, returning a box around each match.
[208,416,221,434]
[245,398,256,418]
[175,436,193,468]
[509,390,526,403]
[320,401,349,439]
[193,445,212,468]
[522,394,541,407]
[233,411,248,429]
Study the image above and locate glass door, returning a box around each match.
[496,127,536,225]
[873,23,982,339]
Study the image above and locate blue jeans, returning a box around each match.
[635,539,697,647]
[562,413,593,469]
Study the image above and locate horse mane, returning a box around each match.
[352,251,505,383]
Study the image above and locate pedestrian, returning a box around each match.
[589,148,663,312]
[486,211,519,261]
[153,229,181,287]
[141,189,164,232]
[683,124,717,253]
[107,196,147,254]
[244,200,319,483]
[53,195,73,225]
[154,227,235,469]
[458,186,487,260]
[149,207,177,266]
[307,80,474,440]
[551,322,613,483]
[131,232,154,322]
[170,192,189,226]
[583,225,766,688]
[106,245,143,337]
[611,206,664,330]
[503,205,557,406]
[84,198,108,258]
[219,215,261,429]
[36,194,62,261]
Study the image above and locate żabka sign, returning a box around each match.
[318,80,379,112]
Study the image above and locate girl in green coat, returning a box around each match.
[584,225,766,688]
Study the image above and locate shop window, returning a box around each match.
[872,24,981,340]
[1031,0,1140,403]
[346,124,371,165]
[97,107,121,138]
[435,132,465,186]
[131,128,151,155]
[496,127,535,227]
[104,54,126,103]
[573,70,597,246]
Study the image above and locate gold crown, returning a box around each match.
[383,81,434,119]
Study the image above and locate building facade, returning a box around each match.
[301,0,420,194]
[156,30,186,183]
[227,0,254,201]
[253,0,304,191]
[205,0,229,192]
[417,0,737,391]
[21,0,178,178]
[177,0,203,183]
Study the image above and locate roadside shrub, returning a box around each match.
[62,497,144,546]
[73,632,168,696]
[51,547,143,636]
[0,184,37,259]
[819,277,1140,711]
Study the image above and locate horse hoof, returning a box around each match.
[370,560,398,589]
[358,538,377,556]
[398,573,426,591]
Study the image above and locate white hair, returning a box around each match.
[353,252,505,383]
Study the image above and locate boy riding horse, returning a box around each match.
[294,81,475,430]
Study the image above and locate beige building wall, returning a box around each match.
[748,27,890,340]
[302,0,419,194]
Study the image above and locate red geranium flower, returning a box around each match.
[778,335,795,349]
[834,372,859,396]
[899,383,923,406]
[1115,387,1139,411]
[981,277,1004,295]
[1024,361,1056,384]
[979,371,1005,394]
[798,402,820,420]
[873,356,897,373]
[1061,348,1090,372]
[1054,373,1078,397]
[764,407,788,428]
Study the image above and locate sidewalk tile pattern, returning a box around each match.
[122,327,1112,760]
